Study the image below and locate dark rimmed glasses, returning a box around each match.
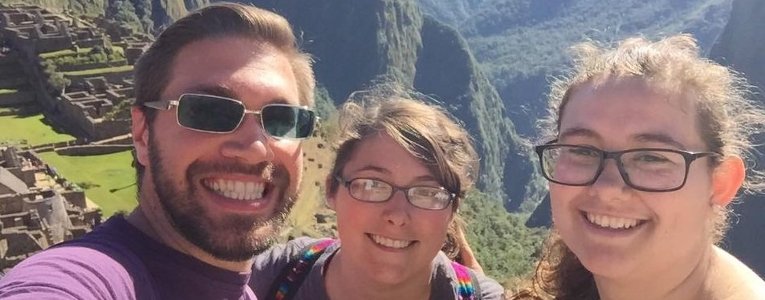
[534,143,719,192]
[144,93,317,139]
[334,175,455,210]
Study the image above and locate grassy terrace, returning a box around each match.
[38,46,125,59]
[0,114,74,145]
[39,151,137,217]
[0,111,135,217]
[63,65,133,76]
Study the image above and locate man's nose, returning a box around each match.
[219,115,274,162]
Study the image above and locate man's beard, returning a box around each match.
[147,137,297,261]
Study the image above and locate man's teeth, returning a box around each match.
[204,179,264,200]
[586,213,640,229]
[370,234,413,249]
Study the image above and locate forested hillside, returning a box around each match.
[709,0,765,277]
[419,0,733,136]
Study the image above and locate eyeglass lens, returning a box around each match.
[177,94,244,132]
[261,105,315,139]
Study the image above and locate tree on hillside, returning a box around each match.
[460,190,547,283]
[106,0,143,33]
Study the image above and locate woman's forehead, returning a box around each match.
[560,78,705,148]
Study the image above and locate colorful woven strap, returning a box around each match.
[451,262,477,300]
[272,239,336,300]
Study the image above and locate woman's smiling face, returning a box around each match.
[328,132,454,285]
[550,78,719,280]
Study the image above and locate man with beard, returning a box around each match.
[0,3,316,299]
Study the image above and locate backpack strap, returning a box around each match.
[451,261,483,300]
[267,239,336,300]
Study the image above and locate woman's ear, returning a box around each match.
[325,175,336,210]
[710,156,745,206]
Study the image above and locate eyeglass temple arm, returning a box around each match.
[143,100,179,110]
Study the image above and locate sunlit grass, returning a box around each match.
[0,114,74,145]
[38,151,137,217]
[38,46,125,59]
[63,65,133,76]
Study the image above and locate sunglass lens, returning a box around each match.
[177,95,244,132]
[262,105,315,138]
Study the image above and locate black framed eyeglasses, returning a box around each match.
[334,175,455,210]
[534,143,719,192]
[143,93,317,139]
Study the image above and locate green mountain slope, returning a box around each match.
[420,0,732,136]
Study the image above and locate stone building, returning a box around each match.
[57,76,134,139]
[0,4,106,54]
[0,146,101,272]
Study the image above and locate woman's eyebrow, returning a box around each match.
[351,165,391,175]
[559,127,601,141]
[632,133,687,150]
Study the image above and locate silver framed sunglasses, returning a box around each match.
[143,93,317,139]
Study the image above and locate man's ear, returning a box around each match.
[131,107,150,167]
[325,175,336,210]
[710,156,745,206]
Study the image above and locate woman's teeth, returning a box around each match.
[586,212,641,229]
[370,234,414,249]
[203,178,264,200]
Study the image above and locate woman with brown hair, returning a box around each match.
[516,34,765,299]
[251,84,503,299]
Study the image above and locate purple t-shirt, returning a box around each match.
[0,215,257,300]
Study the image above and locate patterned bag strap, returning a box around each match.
[451,261,483,300]
[267,239,336,300]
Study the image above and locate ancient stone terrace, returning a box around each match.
[0,4,147,141]
[0,4,105,54]
[58,76,133,139]
[86,15,151,65]
[0,146,101,271]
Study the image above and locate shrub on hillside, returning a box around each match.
[460,190,547,284]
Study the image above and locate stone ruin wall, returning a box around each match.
[0,147,101,271]
[1,3,149,141]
